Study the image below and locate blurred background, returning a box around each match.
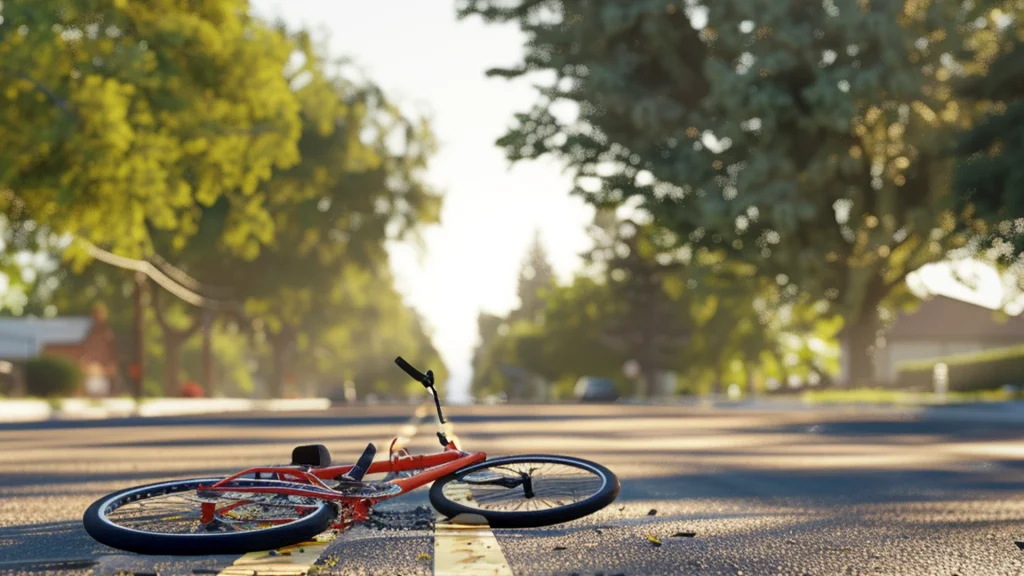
[1,0,1023,410]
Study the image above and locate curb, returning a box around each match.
[0,397,332,423]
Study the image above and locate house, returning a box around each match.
[844,295,1024,385]
[0,307,121,397]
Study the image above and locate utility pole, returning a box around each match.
[132,272,146,401]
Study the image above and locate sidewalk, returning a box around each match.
[0,397,332,423]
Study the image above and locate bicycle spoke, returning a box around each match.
[104,484,322,535]
[445,461,605,514]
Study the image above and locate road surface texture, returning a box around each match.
[1,403,1022,575]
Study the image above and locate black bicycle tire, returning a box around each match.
[83,478,336,555]
[429,454,620,528]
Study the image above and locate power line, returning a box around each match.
[79,240,238,312]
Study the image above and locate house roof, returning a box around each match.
[0,316,94,359]
[885,295,1024,341]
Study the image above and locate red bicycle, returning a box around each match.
[83,357,620,555]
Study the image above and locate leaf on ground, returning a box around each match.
[553,546,568,551]
[618,506,626,511]
[595,528,604,535]
[645,534,662,547]
[1015,541,1024,551]
[672,531,697,538]
[647,509,657,516]
[416,553,431,562]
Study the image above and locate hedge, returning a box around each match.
[25,356,83,398]
[896,344,1024,391]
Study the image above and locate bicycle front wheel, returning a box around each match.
[83,478,336,555]
[429,455,619,528]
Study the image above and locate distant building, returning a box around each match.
[841,295,1024,385]
[0,307,121,397]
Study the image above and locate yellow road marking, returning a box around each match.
[434,485,513,576]
[217,403,438,575]
[218,530,338,576]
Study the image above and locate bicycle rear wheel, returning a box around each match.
[83,478,336,555]
[429,455,619,528]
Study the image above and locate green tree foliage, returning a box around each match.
[1,14,444,399]
[459,0,982,385]
[158,34,441,398]
[286,260,447,400]
[955,5,1024,253]
[470,234,557,399]
[0,0,303,258]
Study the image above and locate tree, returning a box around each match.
[470,312,507,397]
[3,19,442,399]
[472,233,556,398]
[586,213,692,397]
[292,260,447,400]
[955,7,1024,254]
[471,211,699,399]
[150,286,202,396]
[509,230,556,324]
[460,0,981,385]
[0,0,304,259]
[141,32,440,398]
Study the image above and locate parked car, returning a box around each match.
[573,377,619,402]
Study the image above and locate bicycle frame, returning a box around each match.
[197,356,481,529]
[197,439,487,528]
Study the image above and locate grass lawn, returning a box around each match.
[801,387,1020,406]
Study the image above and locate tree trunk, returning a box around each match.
[163,337,183,397]
[132,273,147,400]
[201,311,214,396]
[711,366,723,396]
[769,346,790,392]
[150,287,200,398]
[268,329,294,399]
[843,313,878,387]
[746,365,757,398]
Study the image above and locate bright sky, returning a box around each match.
[251,0,594,402]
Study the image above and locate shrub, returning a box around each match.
[25,356,83,398]
[896,344,1024,391]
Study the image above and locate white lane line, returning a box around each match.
[433,485,514,575]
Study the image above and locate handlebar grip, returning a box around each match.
[395,356,428,383]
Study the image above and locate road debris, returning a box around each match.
[416,553,431,562]
[672,531,697,538]
[1015,541,1024,551]
[646,534,662,547]
[553,546,568,551]
[647,509,658,516]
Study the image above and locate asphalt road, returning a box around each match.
[1,402,1023,575]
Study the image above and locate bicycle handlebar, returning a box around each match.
[395,356,432,387]
[394,355,447,439]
